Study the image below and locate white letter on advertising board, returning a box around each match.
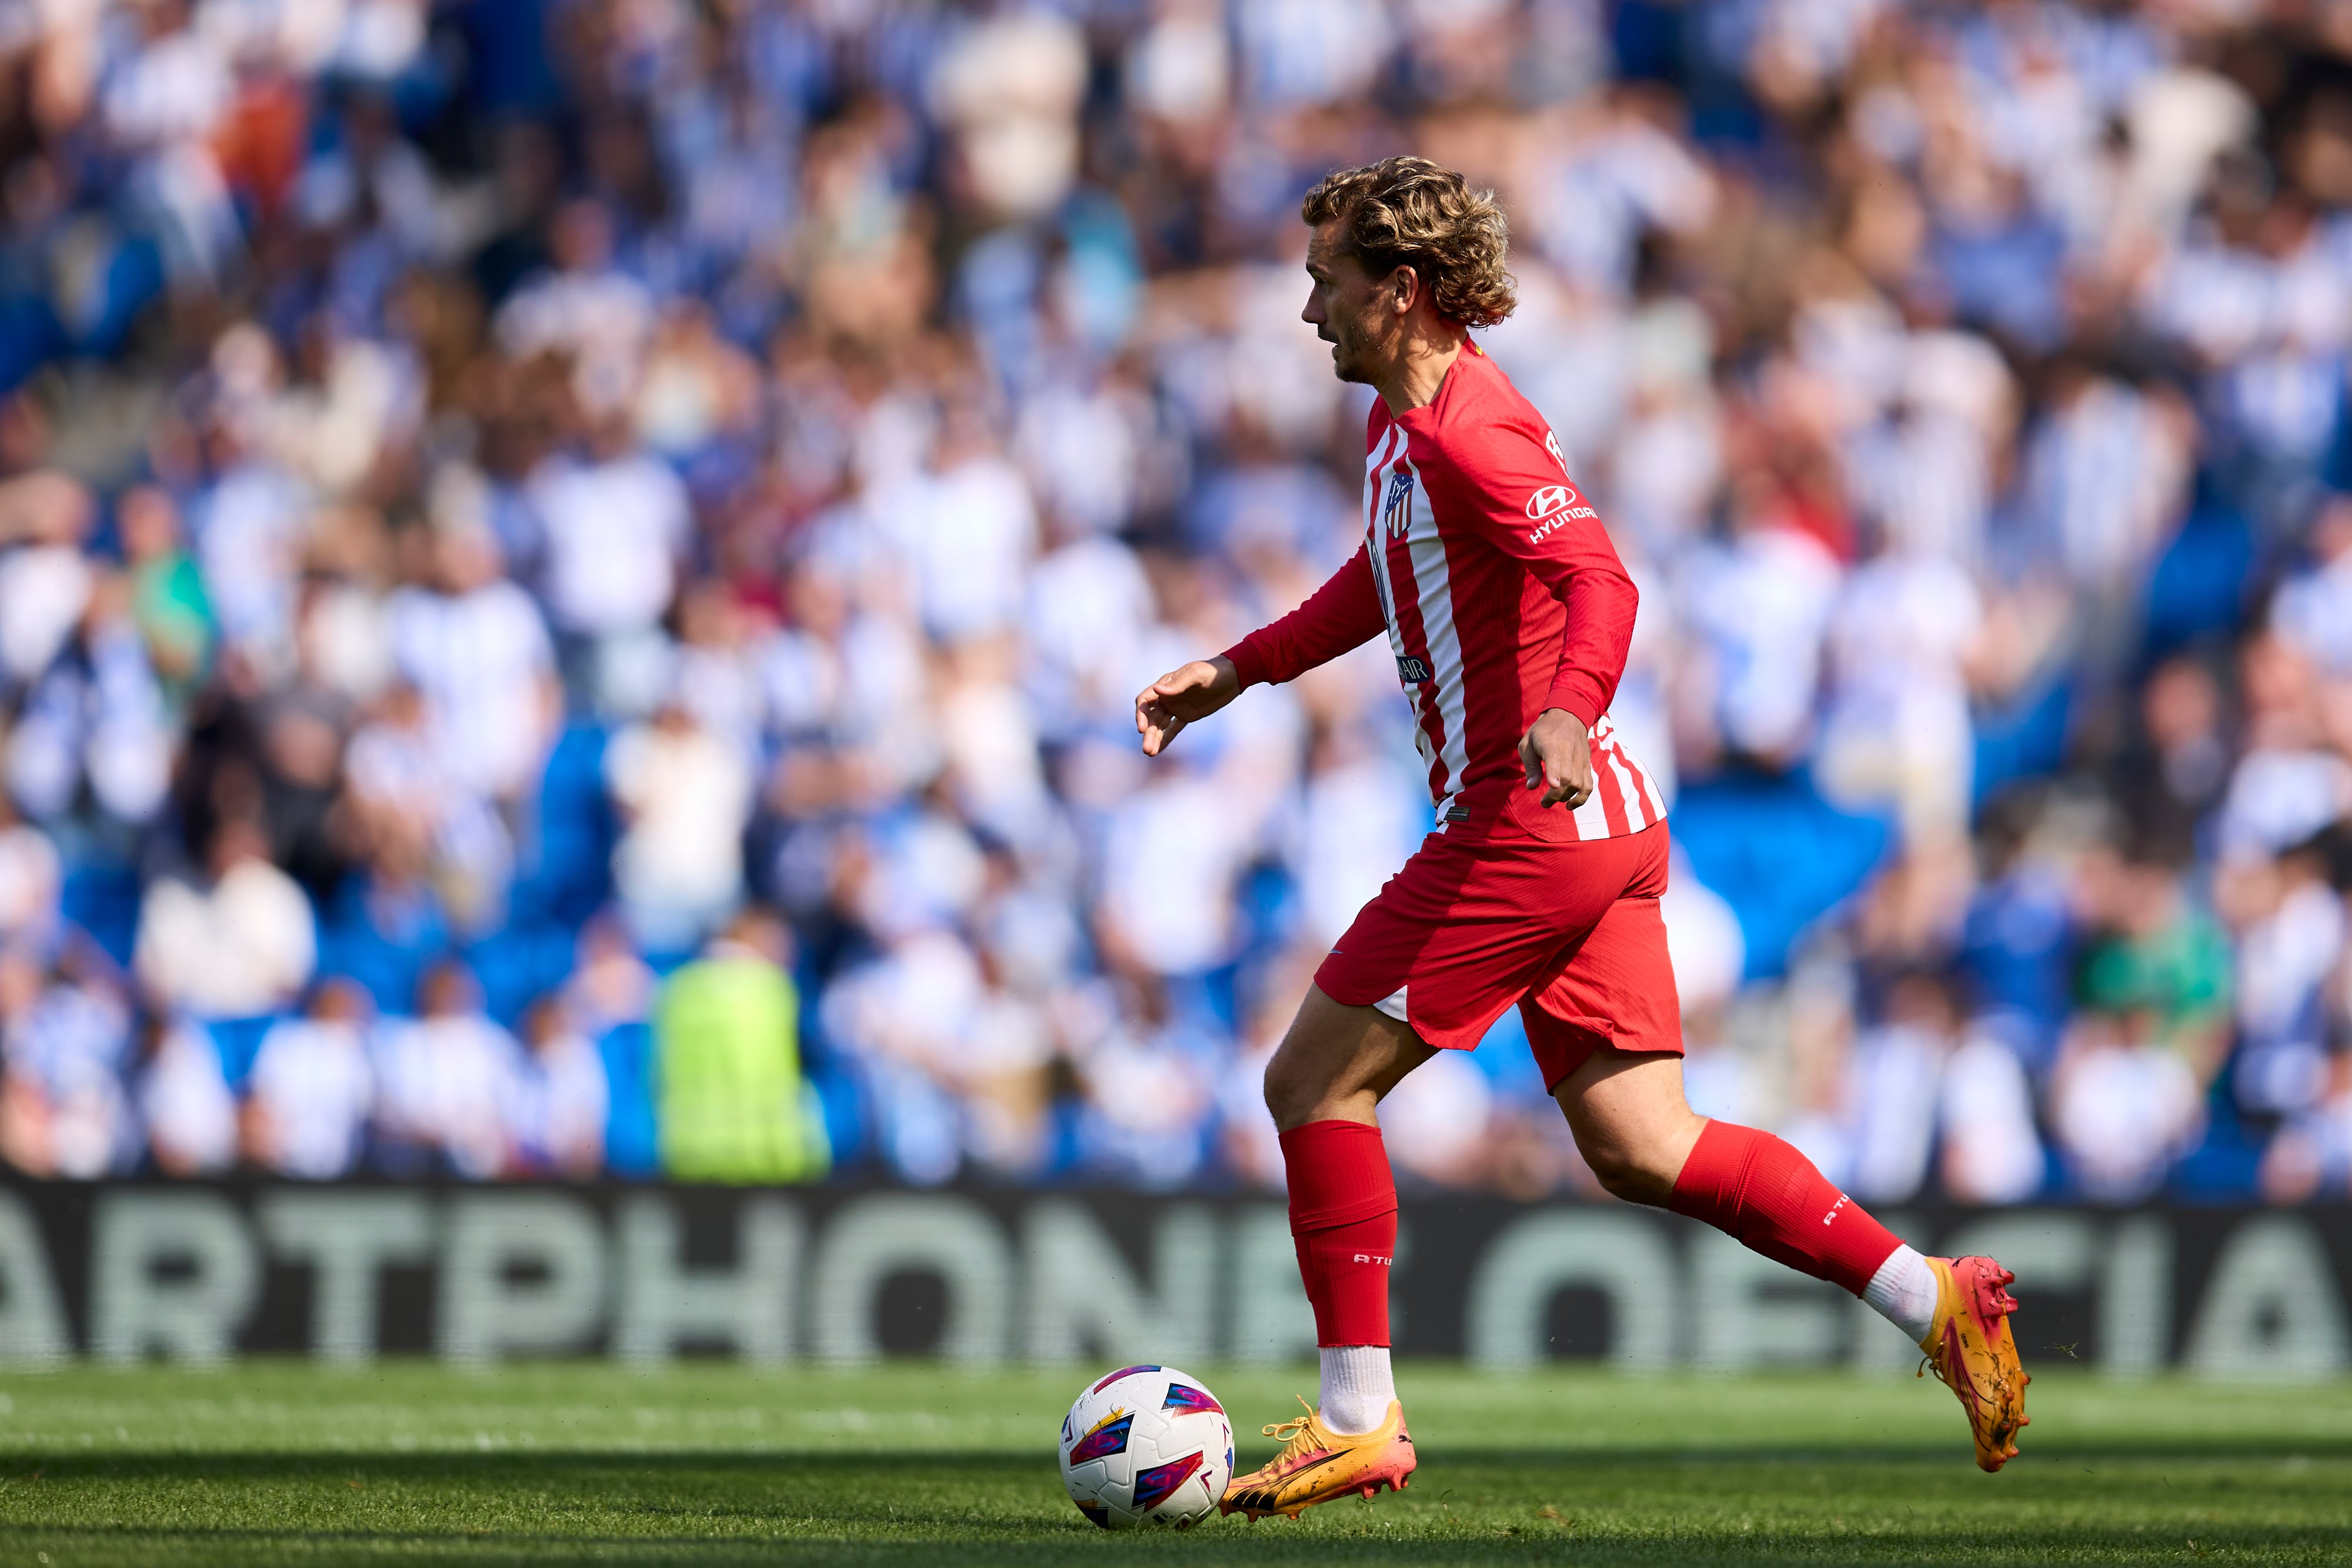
[1020,1201,1215,1365]
[92,1192,259,1363]
[2100,1215,2173,1377]
[615,1195,801,1363]
[437,1193,607,1361]
[1227,1204,1317,1366]
[2186,1217,2349,1378]
[259,1191,433,1362]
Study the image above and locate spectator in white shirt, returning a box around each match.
[370,961,526,1179]
[606,696,754,954]
[386,520,560,803]
[133,818,316,1021]
[1287,726,1426,950]
[506,995,608,1179]
[1940,1025,2049,1205]
[1840,973,1959,1203]
[526,417,691,716]
[343,681,514,932]
[872,401,1039,645]
[2270,497,2352,677]
[2049,1009,2205,1201]
[0,947,136,1177]
[1679,506,1843,765]
[243,979,375,1180]
[494,200,656,420]
[1815,545,1986,844]
[138,1015,236,1175]
[2260,1052,2352,1202]
[0,470,95,688]
[0,811,63,955]
[98,0,236,282]
[1097,755,1255,978]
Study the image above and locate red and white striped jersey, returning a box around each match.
[1224,341,1664,844]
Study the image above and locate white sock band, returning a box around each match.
[1317,1345,1395,1435]
[1863,1245,1941,1345]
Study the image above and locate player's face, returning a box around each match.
[1302,221,1395,386]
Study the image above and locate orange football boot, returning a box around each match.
[1919,1254,2030,1471]
[1219,1397,1416,1521]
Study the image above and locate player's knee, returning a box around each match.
[1262,1037,1352,1128]
[1577,1135,1675,1206]
[1261,1050,1312,1125]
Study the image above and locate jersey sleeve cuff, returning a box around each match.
[1542,677,1605,732]
[1223,639,1272,690]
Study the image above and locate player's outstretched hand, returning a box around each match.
[1519,707,1595,810]
[1136,657,1240,756]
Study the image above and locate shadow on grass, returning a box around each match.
[0,1450,2346,1567]
[0,1520,2345,1568]
[6,1434,2352,1483]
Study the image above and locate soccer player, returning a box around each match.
[1134,158,2029,1520]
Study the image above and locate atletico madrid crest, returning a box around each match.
[1381,467,1415,537]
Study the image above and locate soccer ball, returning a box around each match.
[1058,1364,1234,1529]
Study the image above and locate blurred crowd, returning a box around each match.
[1,0,2350,1202]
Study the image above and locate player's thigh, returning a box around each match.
[1262,982,1435,1131]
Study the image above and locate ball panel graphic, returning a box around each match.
[1067,1410,1132,1465]
[1131,1451,1206,1513]
[1160,1381,1222,1417]
[1090,1363,1162,1394]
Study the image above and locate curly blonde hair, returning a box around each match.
[1300,156,1516,329]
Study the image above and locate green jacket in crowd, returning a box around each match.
[656,950,830,1183]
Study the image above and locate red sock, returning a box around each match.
[1279,1119,1397,1347]
[1668,1120,1902,1296]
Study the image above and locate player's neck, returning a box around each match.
[1372,322,1467,415]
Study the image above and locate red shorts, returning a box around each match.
[1315,820,1682,1091]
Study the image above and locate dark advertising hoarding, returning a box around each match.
[0,1183,2341,1374]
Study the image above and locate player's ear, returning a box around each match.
[1391,265,1419,314]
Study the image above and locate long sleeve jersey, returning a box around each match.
[1222,340,1665,844]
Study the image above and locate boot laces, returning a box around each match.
[1260,1397,1325,1463]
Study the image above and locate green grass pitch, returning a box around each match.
[0,1362,2343,1564]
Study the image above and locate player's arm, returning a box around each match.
[1419,427,1638,810]
[1134,544,1384,757]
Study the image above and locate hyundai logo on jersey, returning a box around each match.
[1382,467,1415,537]
[1525,483,1577,520]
